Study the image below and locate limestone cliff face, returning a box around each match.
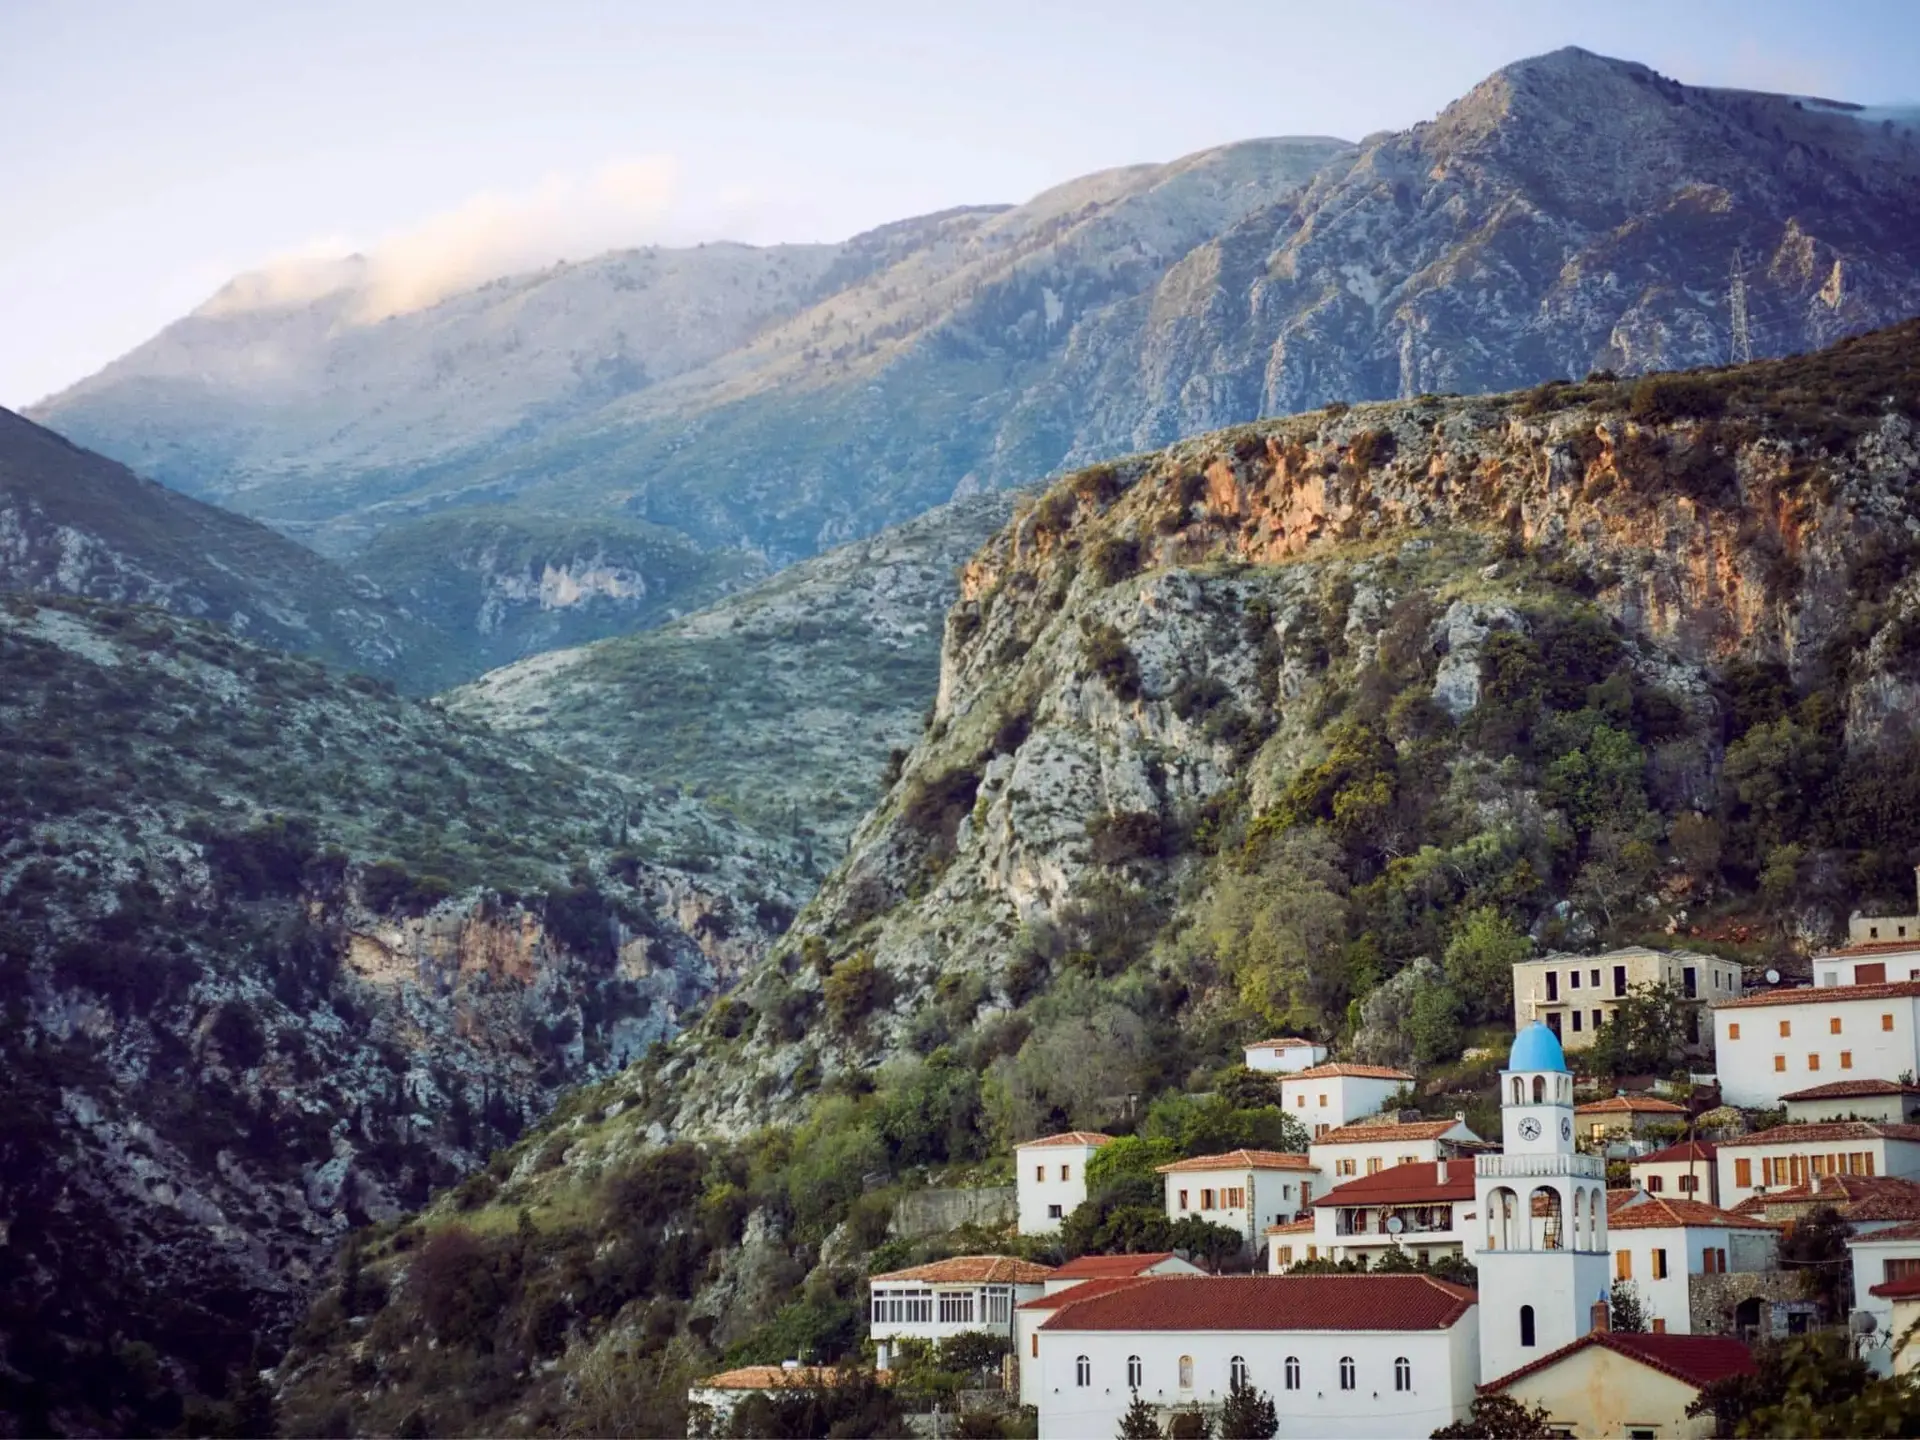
[646,331,1920,1136]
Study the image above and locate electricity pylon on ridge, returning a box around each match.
[1729,246,1753,366]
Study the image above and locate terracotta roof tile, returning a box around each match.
[869,1255,1055,1284]
[1576,1094,1687,1115]
[1014,1131,1114,1149]
[1018,1278,1161,1311]
[1606,1197,1776,1231]
[1036,1275,1475,1333]
[1717,1121,1920,1148]
[1312,1119,1467,1144]
[1716,980,1920,1010]
[1247,1037,1321,1050]
[1850,1219,1920,1244]
[1633,1140,1717,1164]
[699,1366,887,1390]
[1282,1063,1416,1082]
[1156,1148,1317,1173]
[1871,1275,1920,1300]
[1780,1079,1920,1101]
[1608,1187,1651,1216]
[1048,1253,1178,1279]
[1312,1160,1474,1207]
[1731,1176,1920,1221]
[1265,1218,1316,1235]
[1819,939,1920,958]
[1483,1331,1755,1394]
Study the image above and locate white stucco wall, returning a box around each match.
[1628,1157,1718,1205]
[1163,1167,1315,1250]
[1016,1142,1102,1235]
[1310,1135,1447,1180]
[1033,1323,1474,1439]
[1716,1136,1920,1208]
[1714,995,1920,1108]
[1280,1074,1407,1131]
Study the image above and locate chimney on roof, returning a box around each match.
[1591,1298,1610,1334]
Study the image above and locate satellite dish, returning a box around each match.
[1852,1310,1879,1336]
[1385,1216,1405,1235]
[1765,969,1782,985]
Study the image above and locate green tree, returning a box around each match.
[1778,1205,1854,1316]
[1443,907,1532,1021]
[1218,1377,1279,1439]
[1683,1332,1914,1438]
[1117,1395,1163,1439]
[1584,982,1689,1078]
[1408,979,1466,1066]
[1167,1215,1245,1273]
[1087,1135,1180,1192]
[1431,1394,1558,1438]
[1608,1279,1647,1333]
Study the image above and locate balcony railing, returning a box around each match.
[1476,1153,1606,1180]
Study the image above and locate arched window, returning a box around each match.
[1339,1356,1356,1391]
[1230,1355,1248,1389]
[1520,1305,1536,1348]
[1532,1074,1546,1103]
[1395,1357,1411,1392]
[1179,1355,1194,1389]
[1531,1185,1564,1250]
[1127,1355,1142,1390]
[1511,1077,1524,1104]
[1284,1357,1300,1391]
[1487,1186,1519,1251]
[1076,1355,1091,1388]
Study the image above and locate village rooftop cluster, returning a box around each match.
[692,883,1920,1437]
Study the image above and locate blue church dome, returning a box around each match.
[1508,1022,1568,1074]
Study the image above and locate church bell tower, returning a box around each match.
[1475,1022,1612,1385]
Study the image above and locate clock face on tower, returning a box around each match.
[1561,1117,1573,1141]
[1518,1117,1542,1141]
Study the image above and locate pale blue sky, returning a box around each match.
[4,0,1917,407]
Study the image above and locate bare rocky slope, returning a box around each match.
[0,597,806,1434]
[33,50,1920,579]
[447,491,1020,853]
[273,326,1920,1437]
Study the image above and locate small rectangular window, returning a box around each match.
[1571,970,1582,990]
[1842,1051,1854,1069]
[1729,1023,1741,1040]
[1278,1246,1293,1265]
[1646,1175,1664,1193]
[1591,969,1601,987]
[1831,1017,1843,1034]
[1318,1093,1328,1107]
[1179,1189,1189,1211]
[1809,1054,1821,1071]
[1572,1011,1584,1033]
[1592,1009,1603,1030]
[1652,1318,1667,1334]
[1035,1165,1044,1182]
[1368,1158,1383,1175]
[1616,1250,1632,1280]
[1060,1164,1070,1181]
[1652,1249,1668,1280]
[1735,1158,1752,1187]
[1774,1055,1787,1072]
[1886,1014,1897,1032]
[1780,1020,1792,1037]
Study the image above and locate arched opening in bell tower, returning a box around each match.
[1529,1186,1563,1250]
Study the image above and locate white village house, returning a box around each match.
[867,1256,1053,1368]
[1307,1115,1482,1182]
[1714,1121,1920,1208]
[1158,1149,1320,1253]
[1606,1197,1781,1335]
[1014,1255,1201,1408]
[1713,980,1920,1108]
[1286,1159,1479,1270]
[1630,1140,1720,1205]
[1014,1131,1112,1235]
[1243,1037,1329,1074]
[1031,1273,1480,1439]
[1782,1078,1920,1125]
[1277,1063,1415,1136]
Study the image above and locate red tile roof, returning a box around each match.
[1483,1330,1756,1394]
[869,1255,1055,1284]
[1850,1218,1920,1244]
[1312,1118,1468,1144]
[1247,1037,1321,1050]
[1018,1278,1160,1311]
[1731,1175,1920,1221]
[1717,1121,1920,1148]
[1606,1198,1776,1232]
[1633,1140,1717,1164]
[1312,1160,1474,1208]
[1819,939,1920,958]
[1715,980,1920,1009]
[1014,1131,1114,1149]
[699,1366,889,1390]
[1871,1275,1920,1300]
[1157,1148,1317,1173]
[1780,1079,1920,1101]
[1283,1063,1416,1082]
[1036,1275,1475,1333]
[1047,1253,1179,1280]
[1576,1094,1687,1115]
[1607,1188,1651,1216]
